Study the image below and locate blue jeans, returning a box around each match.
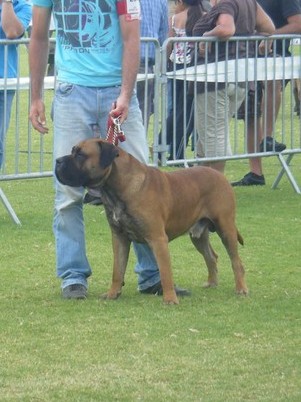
[0,90,15,169]
[52,83,160,290]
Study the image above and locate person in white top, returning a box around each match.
[168,1,192,65]
[163,0,208,161]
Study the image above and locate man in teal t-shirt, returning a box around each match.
[29,0,190,299]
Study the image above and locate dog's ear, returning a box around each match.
[98,141,119,169]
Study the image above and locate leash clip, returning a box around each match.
[106,114,126,146]
[112,116,126,144]
[112,116,122,132]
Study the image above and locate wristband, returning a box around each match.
[3,0,13,3]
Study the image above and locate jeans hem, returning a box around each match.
[61,279,88,290]
[137,278,161,292]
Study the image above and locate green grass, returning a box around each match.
[1,158,301,401]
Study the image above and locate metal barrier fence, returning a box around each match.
[1,35,301,224]
[159,35,301,193]
[0,38,160,224]
[0,38,55,224]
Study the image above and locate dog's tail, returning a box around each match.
[237,230,244,246]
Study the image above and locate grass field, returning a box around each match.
[1,45,301,401]
[1,156,301,401]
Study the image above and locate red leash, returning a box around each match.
[86,114,126,198]
[106,114,126,145]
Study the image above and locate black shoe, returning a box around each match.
[260,136,286,152]
[83,192,103,206]
[62,284,87,299]
[231,172,265,187]
[140,281,191,296]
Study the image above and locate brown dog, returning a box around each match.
[55,139,248,304]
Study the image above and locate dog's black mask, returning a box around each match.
[55,154,90,187]
[55,140,119,188]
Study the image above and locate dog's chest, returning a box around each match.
[101,189,146,242]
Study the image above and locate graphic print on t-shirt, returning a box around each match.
[53,0,113,51]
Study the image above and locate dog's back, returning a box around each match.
[144,166,237,240]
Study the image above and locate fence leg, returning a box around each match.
[0,187,22,225]
[272,154,301,194]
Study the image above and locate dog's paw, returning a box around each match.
[163,295,179,305]
[163,298,179,305]
[100,290,122,300]
[236,287,248,296]
[162,290,179,305]
[202,281,218,288]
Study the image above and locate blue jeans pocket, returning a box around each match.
[56,82,74,97]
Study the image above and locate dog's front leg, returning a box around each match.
[148,235,179,305]
[101,231,130,300]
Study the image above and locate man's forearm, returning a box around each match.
[121,37,140,101]
[29,37,50,102]
[1,2,24,38]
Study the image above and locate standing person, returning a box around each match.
[233,0,301,186]
[164,0,206,161]
[29,0,190,299]
[0,0,31,169]
[137,0,169,130]
[192,0,275,173]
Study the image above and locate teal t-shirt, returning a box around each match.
[33,0,123,87]
[0,0,32,78]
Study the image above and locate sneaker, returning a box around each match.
[231,172,265,187]
[83,192,103,206]
[62,284,87,299]
[260,136,286,152]
[140,281,191,296]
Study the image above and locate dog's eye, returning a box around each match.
[76,152,87,161]
[74,149,87,163]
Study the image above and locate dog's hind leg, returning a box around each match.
[215,218,248,295]
[189,221,219,288]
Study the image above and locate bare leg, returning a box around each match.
[262,80,282,138]
[202,161,226,173]
[248,117,263,176]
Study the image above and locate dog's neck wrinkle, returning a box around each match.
[88,157,146,200]
[106,158,147,195]
[86,163,119,194]
[86,166,112,190]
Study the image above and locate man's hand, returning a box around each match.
[258,39,273,56]
[199,39,212,57]
[29,99,49,134]
[109,94,130,124]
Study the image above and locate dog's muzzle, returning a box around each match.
[55,156,88,187]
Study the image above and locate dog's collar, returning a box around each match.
[86,165,112,190]
[86,187,102,197]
